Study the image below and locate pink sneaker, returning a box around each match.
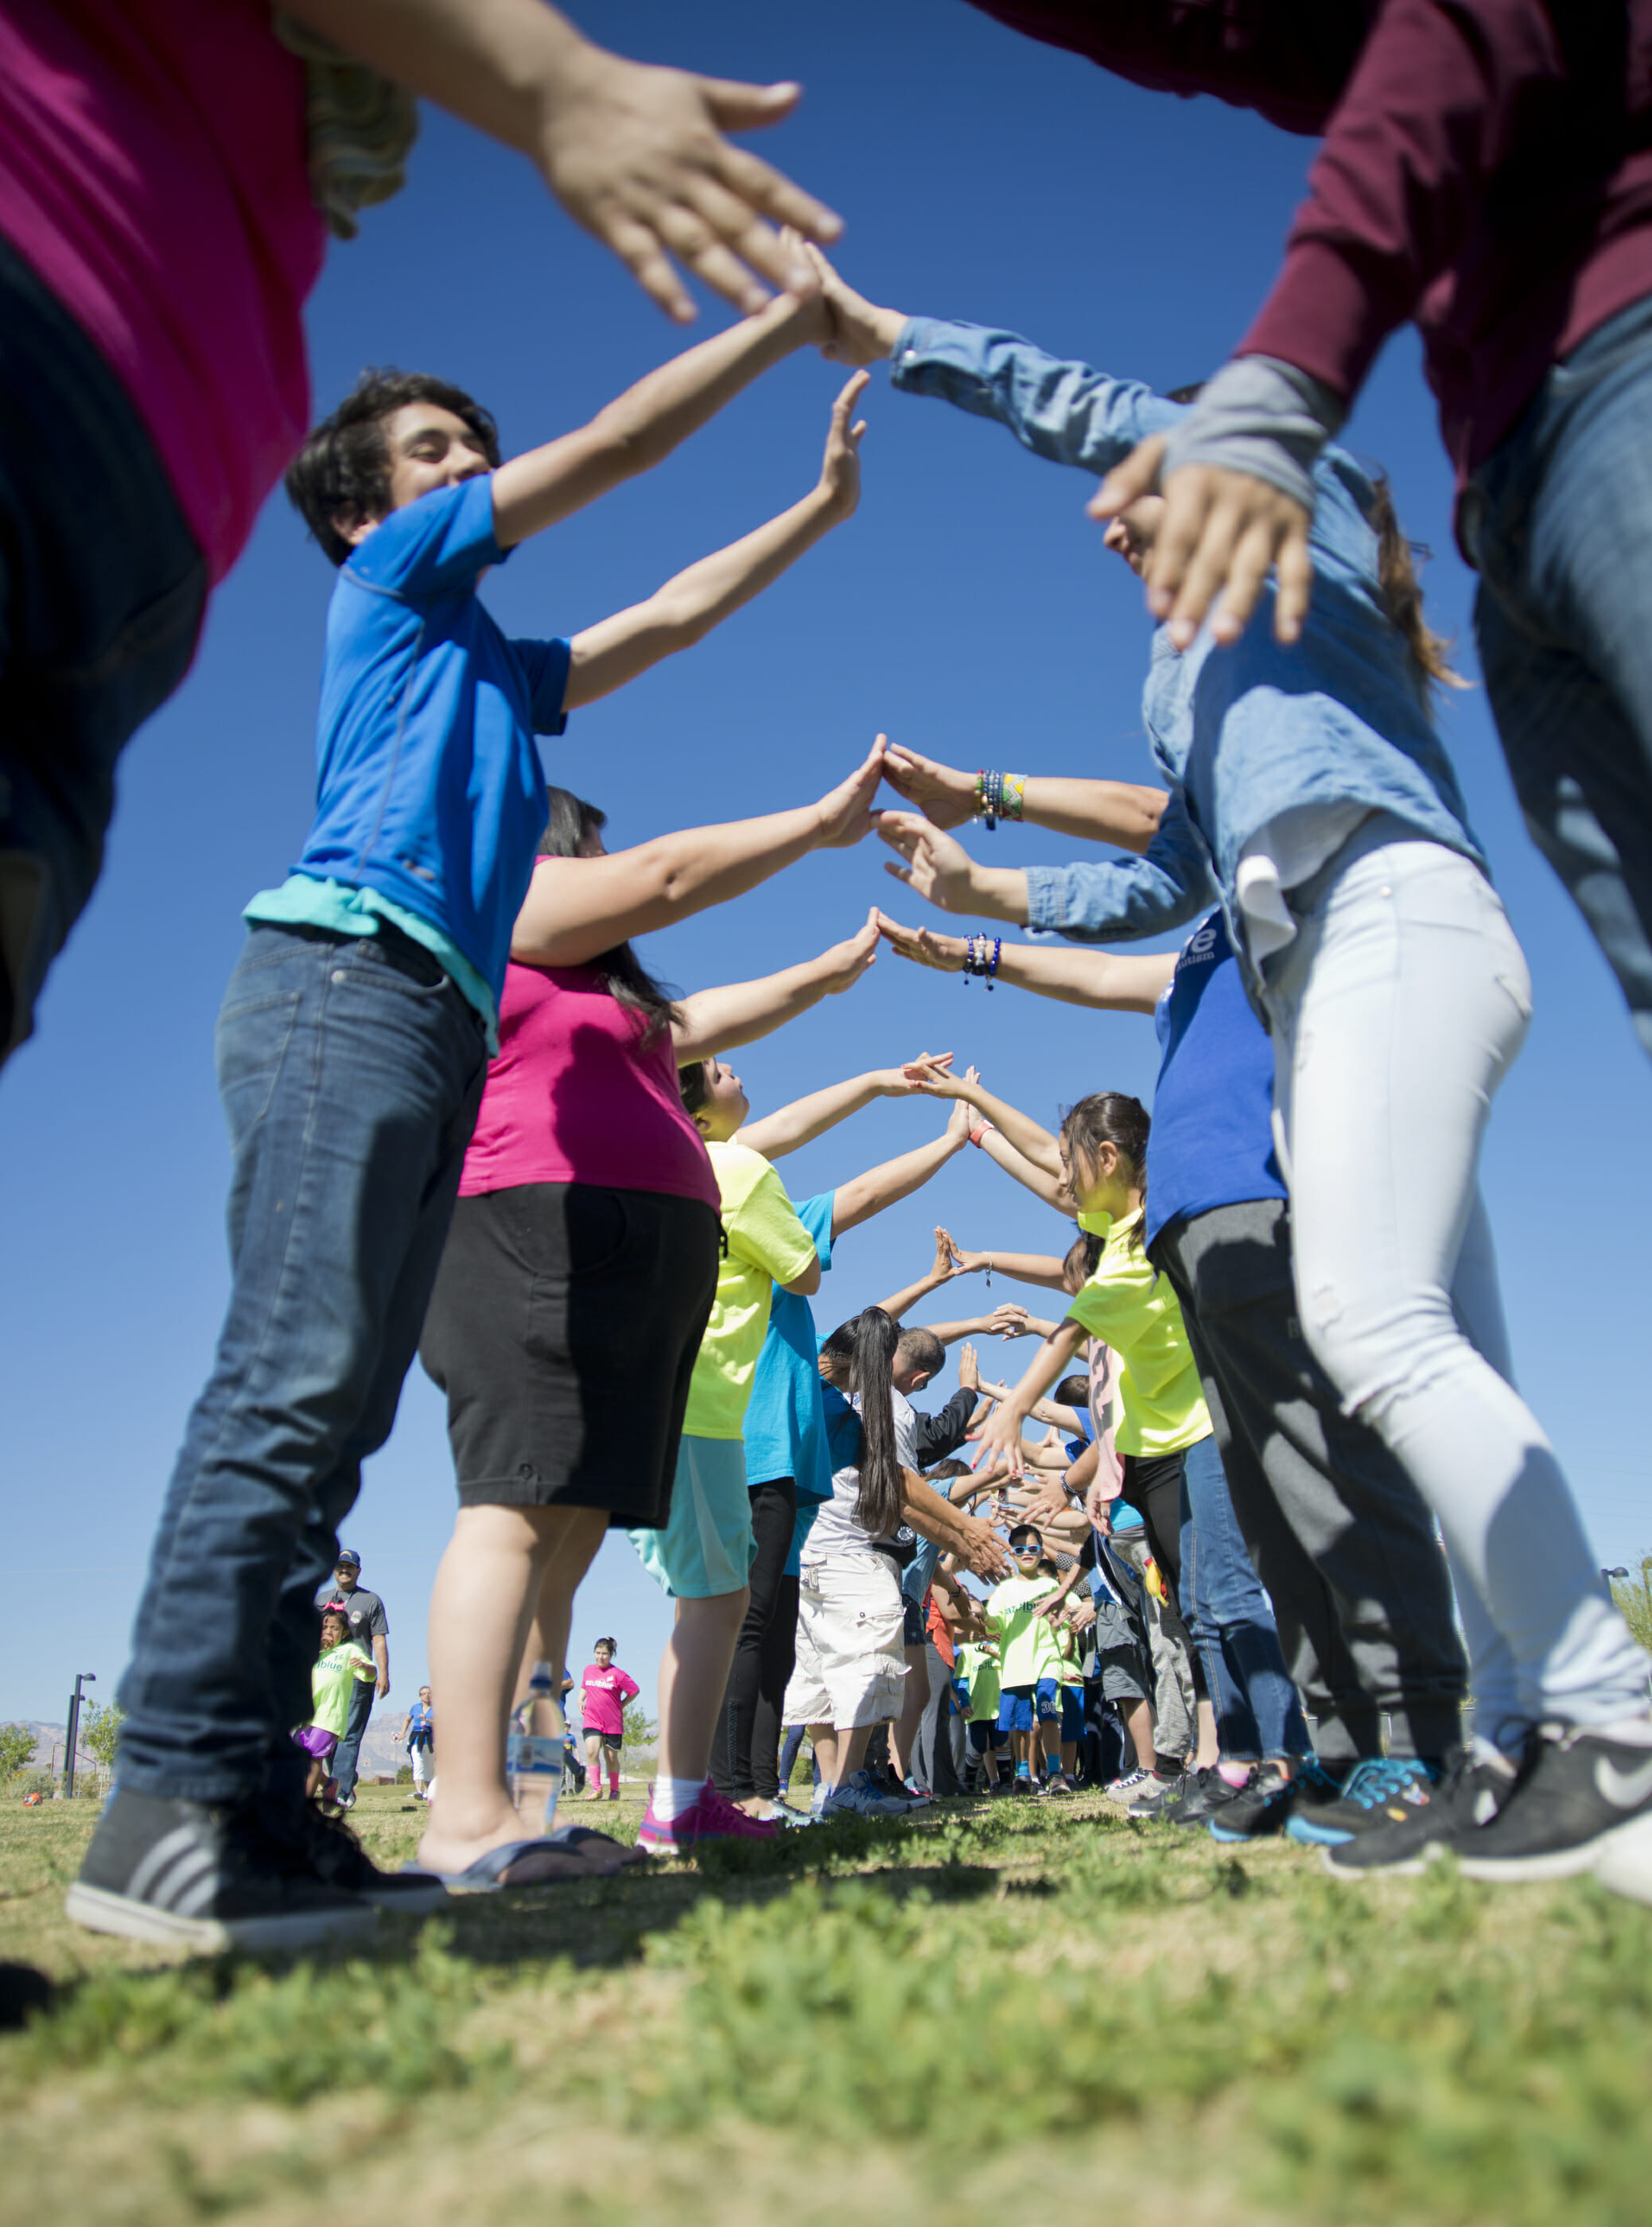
[636,1782,779,1854]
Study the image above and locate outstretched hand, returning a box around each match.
[876,909,967,972]
[931,1224,964,1282]
[816,369,870,521]
[815,908,879,994]
[814,737,888,849]
[1089,433,1313,651]
[880,744,979,830]
[900,1051,970,1099]
[533,52,842,325]
[987,1304,1033,1340]
[876,814,978,908]
[970,1400,1029,1480]
[803,243,908,366]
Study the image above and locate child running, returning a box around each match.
[579,1642,639,1805]
[295,1613,376,1807]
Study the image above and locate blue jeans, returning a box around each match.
[1469,290,1652,1059]
[331,1670,375,1801]
[1180,1432,1312,1763]
[0,234,206,1067]
[117,925,487,1801]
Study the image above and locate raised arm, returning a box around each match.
[564,373,867,705]
[490,290,833,548]
[898,1063,1063,1183]
[288,1,842,324]
[901,1471,1013,1583]
[950,1247,1073,1293]
[970,1319,1088,1479]
[830,1104,970,1238]
[875,795,1216,946]
[879,742,1167,849]
[509,740,882,966]
[672,914,880,1068]
[877,913,1177,1014]
[734,1046,953,1162]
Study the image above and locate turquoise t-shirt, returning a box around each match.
[742,1190,834,1501]
[244,875,501,1050]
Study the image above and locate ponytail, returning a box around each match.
[847,1308,904,1538]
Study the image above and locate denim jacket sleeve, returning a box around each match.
[890,317,1184,476]
[1022,790,1216,942]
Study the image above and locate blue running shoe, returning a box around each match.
[1285,1756,1440,1848]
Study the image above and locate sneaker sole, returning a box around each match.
[65,1882,376,1953]
[1285,1815,1356,1848]
[1319,1844,1440,1881]
[359,1879,450,1916]
[1457,1807,1652,1888]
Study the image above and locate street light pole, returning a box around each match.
[61,1673,95,1799]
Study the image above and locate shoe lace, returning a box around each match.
[1338,1757,1436,1811]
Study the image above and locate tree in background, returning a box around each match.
[80,1698,125,1777]
[1611,1557,1652,1658]
[0,1725,36,1782]
[622,1699,658,1750]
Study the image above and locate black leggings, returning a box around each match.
[711,1476,798,1801]
[1121,1450,1207,1701]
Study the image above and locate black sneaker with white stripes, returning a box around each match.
[1454,1722,1652,1900]
[255,1789,448,1916]
[67,1790,378,1952]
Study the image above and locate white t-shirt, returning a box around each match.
[1234,803,1370,962]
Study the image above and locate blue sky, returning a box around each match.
[2,0,1648,1735]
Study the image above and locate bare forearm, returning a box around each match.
[872,1266,950,1323]
[1006,1323,1086,1421]
[943,1080,1061,1178]
[962,1250,1071,1292]
[673,954,839,1067]
[832,1133,962,1236]
[993,939,1172,1014]
[566,481,839,707]
[1020,778,1168,853]
[736,1072,885,1161]
[510,806,822,965]
[978,1128,1070,1211]
[902,1316,992,1348]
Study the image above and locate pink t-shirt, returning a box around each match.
[0,0,327,584]
[460,958,720,1211]
[580,1663,639,1741]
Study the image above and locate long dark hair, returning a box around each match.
[538,788,679,1042]
[1061,1094,1152,1254]
[846,1308,904,1539]
[1367,474,1467,706]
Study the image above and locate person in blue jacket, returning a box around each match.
[807,247,1652,1906]
[73,289,872,1952]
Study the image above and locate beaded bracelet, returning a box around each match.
[962,933,1001,989]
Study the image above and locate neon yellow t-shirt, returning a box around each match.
[310,1640,375,1739]
[954,1641,1002,1723]
[1055,1623,1083,1687]
[1065,1209,1209,1457]
[985,1575,1063,1686]
[684,1141,818,1439]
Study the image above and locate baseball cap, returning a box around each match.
[334,1548,361,1570]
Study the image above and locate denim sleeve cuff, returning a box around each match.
[1024,865,1071,932]
[890,314,956,388]
[1160,356,1346,513]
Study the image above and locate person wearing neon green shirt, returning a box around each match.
[953,1634,1009,1793]
[293,1611,376,1801]
[985,1527,1066,1792]
[908,1067,1312,1826]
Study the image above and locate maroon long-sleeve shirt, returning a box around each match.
[972,2,1652,482]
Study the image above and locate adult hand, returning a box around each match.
[1089,433,1312,651]
[877,812,1026,920]
[875,909,968,971]
[814,737,888,849]
[1067,1600,1098,1636]
[880,744,979,830]
[815,908,879,994]
[931,1223,964,1282]
[1083,1479,1114,1530]
[377,1673,391,1700]
[944,1092,975,1146]
[900,1051,970,1099]
[803,243,908,366]
[985,1303,1032,1341]
[533,48,842,325]
[970,1401,1029,1479]
[815,369,870,522]
[958,1343,981,1394]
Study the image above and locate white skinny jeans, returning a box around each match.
[1261,818,1646,1741]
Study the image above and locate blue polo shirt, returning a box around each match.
[1145,911,1285,1250]
[247,475,569,1043]
[743,1190,834,1502]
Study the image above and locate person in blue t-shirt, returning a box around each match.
[80,287,878,1950]
[709,1072,979,1819]
[879,884,1471,1846]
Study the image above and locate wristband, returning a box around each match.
[1002,773,1026,823]
[969,1120,995,1148]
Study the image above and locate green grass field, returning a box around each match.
[2,1779,1650,2227]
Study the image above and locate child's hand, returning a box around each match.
[813,736,888,848]
[880,744,981,830]
[958,1343,981,1393]
[532,51,842,325]
[876,910,969,973]
[803,243,908,365]
[816,371,870,521]
[932,1222,965,1277]
[988,1303,1033,1340]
